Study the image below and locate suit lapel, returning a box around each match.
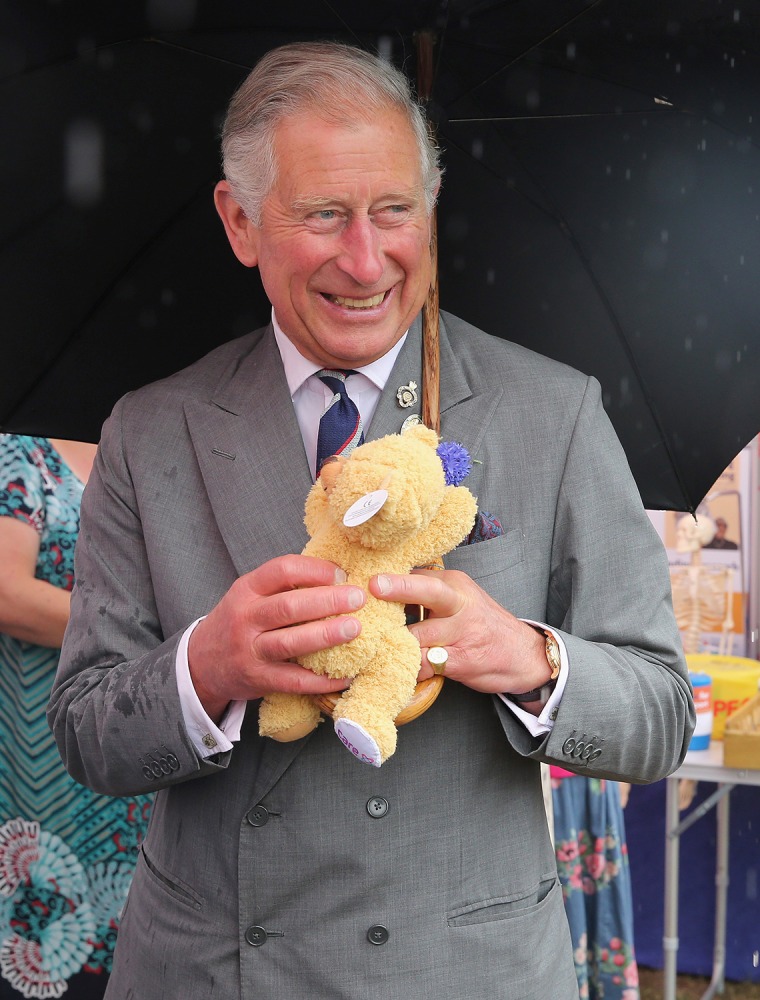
[184,326,312,577]
[437,314,504,459]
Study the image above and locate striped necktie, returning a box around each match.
[315,369,365,475]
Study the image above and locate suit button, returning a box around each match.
[366,796,389,818]
[367,925,389,946]
[245,925,268,947]
[246,805,270,827]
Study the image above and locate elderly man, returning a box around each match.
[49,41,693,1000]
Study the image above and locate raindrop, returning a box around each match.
[471,138,484,160]
[64,119,104,208]
[699,139,707,152]
[605,165,612,176]
[754,951,759,968]
[661,230,669,244]
[625,168,631,181]
[734,9,741,22]
[161,289,176,307]
[684,338,693,351]
[746,867,757,899]
[715,350,732,372]
[377,36,393,63]
[740,255,745,265]
[526,90,540,111]
[486,269,495,285]
[675,63,681,74]
[566,42,576,60]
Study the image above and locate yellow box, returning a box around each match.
[724,694,760,770]
[685,654,760,739]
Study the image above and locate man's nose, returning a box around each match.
[335,218,384,286]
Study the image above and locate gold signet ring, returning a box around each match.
[426,647,449,675]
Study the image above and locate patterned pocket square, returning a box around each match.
[465,510,503,545]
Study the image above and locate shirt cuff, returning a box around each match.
[176,617,247,758]
[498,622,568,737]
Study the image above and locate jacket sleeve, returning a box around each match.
[47,395,233,796]
[494,376,695,782]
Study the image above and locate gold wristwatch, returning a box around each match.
[508,626,561,705]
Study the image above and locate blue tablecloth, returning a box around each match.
[625,778,760,983]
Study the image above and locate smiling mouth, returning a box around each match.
[325,291,388,309]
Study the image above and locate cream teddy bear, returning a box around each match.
[257,424,477,766]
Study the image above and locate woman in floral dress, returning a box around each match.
[551,768,640,1000]
[0,436,152,1000]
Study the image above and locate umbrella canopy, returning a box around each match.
[1,0,759,510]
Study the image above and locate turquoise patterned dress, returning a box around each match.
[551,772,639,1000]
[0,436,152,999]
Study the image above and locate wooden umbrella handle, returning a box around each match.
[313,674,444,727]
[314,35,445,731]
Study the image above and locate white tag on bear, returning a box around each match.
[343,490,388,527]
[334,718,382,766]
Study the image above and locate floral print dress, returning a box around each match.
[551,770,639,1000]
[0,436,152,1000]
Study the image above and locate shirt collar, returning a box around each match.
[271,309,407,397]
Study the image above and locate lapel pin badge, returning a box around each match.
[396,381,418,408]
[400,414,422,433]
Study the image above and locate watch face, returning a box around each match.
[545,635,561,679]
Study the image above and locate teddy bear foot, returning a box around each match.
[334,717,396,767]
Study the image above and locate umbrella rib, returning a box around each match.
[449,107,674,122]
[440,0,607,107]
[441,129,694,512]
[2,178,215,425]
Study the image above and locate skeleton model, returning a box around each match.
[670,514,735,657]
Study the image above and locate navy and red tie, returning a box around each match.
[315,369,365,475]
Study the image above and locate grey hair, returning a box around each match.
[221,41,442,225]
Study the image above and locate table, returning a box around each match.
[663,741,760,1000]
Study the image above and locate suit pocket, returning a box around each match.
[444,528,525,582]
[447,874,557,927]
[139,844,203,910]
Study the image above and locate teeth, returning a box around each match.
[331,292,385,309]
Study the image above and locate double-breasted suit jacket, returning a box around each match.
[49,312,693,999]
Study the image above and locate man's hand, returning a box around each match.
[370,569,551,706]
[188,555,364,721]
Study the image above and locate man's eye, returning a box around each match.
[375,204,410,224]
[316,210,336,220]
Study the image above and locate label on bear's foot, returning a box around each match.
[334,718,382,766]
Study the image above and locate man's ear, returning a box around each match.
[214,181,260,267]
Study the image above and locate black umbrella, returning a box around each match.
[2,0,759,511]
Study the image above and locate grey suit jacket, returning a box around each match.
[49,312,693,999]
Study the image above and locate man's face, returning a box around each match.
[243,107,434,368]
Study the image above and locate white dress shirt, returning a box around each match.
[176,311,567,757]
